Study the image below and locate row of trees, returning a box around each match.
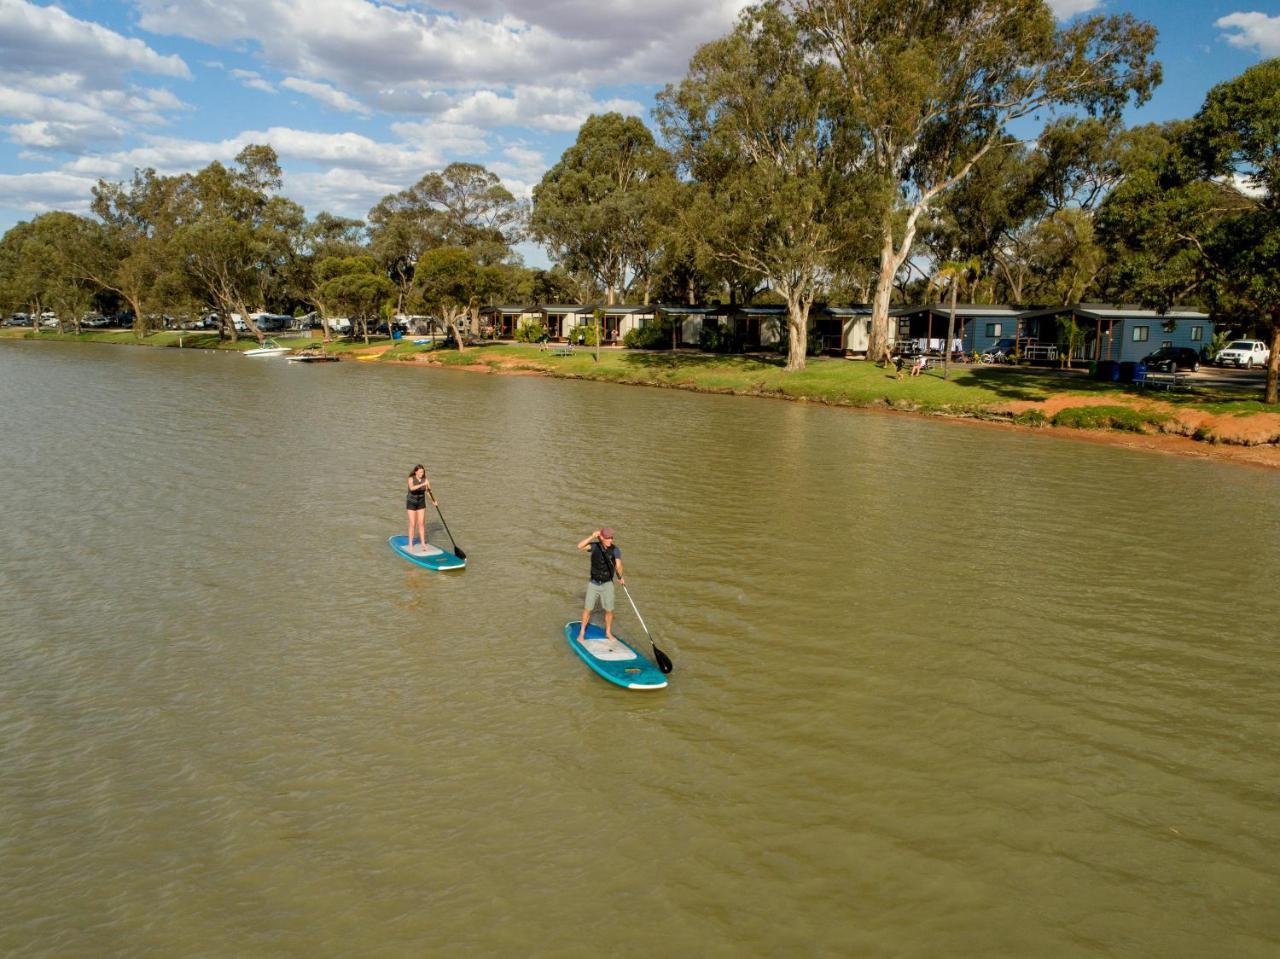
[0,149,579,346]
[0,1,1275,399]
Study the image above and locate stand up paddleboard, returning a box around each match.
[388,535,466,571]
[563,622,667,690]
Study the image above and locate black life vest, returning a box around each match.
[590,542,619,582]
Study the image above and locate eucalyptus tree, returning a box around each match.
[92,168,181,337]
[316,255,395,345]
[657,2,866,371]
[1099,59,1280,404]
[0,214,104,333]
[411,246,495,350]
[531,112,677,306]
[368,162,523,315]
[285,211,365,340]
[168,145,301,342]
[794,0,1161,361]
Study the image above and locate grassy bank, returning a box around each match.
[7,329,1278,449]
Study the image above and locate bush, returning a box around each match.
[699,323,738,353]
[1014,409,1048,427]
[568,324,600,347]
[1051,405,1168,433]
[514,320,548,343]
[623,323,671,349]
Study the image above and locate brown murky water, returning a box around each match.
[2,340,1278,957]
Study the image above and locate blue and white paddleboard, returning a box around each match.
[564,621,667,690]
[388,535,466,571]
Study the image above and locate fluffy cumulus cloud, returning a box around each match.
[1045,0,1103,17]
[0,0,188,153]
[0,170,99,215]
[131,0,746,118]
[1216,12,1280,56]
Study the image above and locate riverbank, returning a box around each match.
[6,328,1279,467]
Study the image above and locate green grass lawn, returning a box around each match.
[407,344,1270,417]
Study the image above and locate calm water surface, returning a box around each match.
[1,340,1278,958]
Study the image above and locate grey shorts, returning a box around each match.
[584,580,615,612]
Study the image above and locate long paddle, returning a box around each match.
[429,493,466,560]
[597,543,672,674]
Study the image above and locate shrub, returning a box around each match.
[1014,409,1048,427]
[568,324,600,347]
[514,320,548,343]
[623,323,670,349]
[1051,405,1169,433]
[699,323,738,353]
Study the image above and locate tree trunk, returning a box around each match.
[1265,310,1280,406]
[784,291,811,373]
[944,279,958,381]
[868,226,902,364]
[447,308,466,352]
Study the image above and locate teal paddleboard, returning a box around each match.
[388,535,466,571]
[563,621,667,690]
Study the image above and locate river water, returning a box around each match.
[1,340,1278,958]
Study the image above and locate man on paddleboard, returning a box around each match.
[576,528,625,642]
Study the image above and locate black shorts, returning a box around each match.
[406,496,426,511]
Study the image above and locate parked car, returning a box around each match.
[81,313,109,328]
[1215,340,1270,368]
[1141,347,1200,373]
[8,313,30,326]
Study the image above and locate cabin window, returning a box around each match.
[1132,326,1149,342]
[986,323,1002,337]
[1191,326,1203,341]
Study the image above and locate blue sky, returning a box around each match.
[0,0,1276,265]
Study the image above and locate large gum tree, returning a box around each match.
[657,2,866,372]
[793,0,1161,361]
[1099,59,1280,405]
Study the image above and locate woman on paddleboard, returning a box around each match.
[405,464,432,554]
[576,527,624,643]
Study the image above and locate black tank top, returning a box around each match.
[590,542,620,582]
[406,480,426,509]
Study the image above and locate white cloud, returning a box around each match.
[1046,0,1102,17]
[36,123,515,220]
[1,0,188,80]
[0,0,189,155]
[1216,12,1280,56]
[424,86,645,132]
[281,78,369,113]
[131,0,747,97]
[0,170,98,214]
[232,69,277,94]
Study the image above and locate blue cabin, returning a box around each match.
[893,305,1025,355]
[1020,305,1212,364]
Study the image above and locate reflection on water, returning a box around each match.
[1,340,1278,957]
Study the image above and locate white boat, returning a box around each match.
[244,339,290,357]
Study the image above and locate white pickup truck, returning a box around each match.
[1215,340,1271,368]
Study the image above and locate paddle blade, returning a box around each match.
[453,545,467,560]
[653,643,673,674]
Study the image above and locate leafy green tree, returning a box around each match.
[317,255,395,344]
[1100,58,1280,403]
[796,0,1161,360]
[658,2,866,371]
[287,212,366,342]
[91,168,182,337]
[168,145,301,343]
[368,162,523,315]
[928,256,981,379]
[411,246,485,350]
[531,112,676,306]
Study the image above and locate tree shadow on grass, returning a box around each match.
[619,350,785,373]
